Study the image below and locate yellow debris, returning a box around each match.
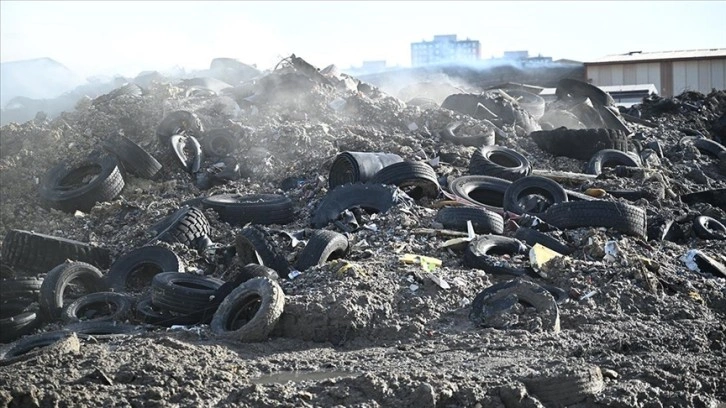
[584,188,607,198]
[399,253,442,271]
[529,243,565,269]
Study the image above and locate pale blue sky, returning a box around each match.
[1,1,725,78]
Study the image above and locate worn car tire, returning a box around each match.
[39,154,125,213]
[530,128,628,160]
[201,128,237,158]
[369,161,440,199]
[435,207,504,235]
[237,226,291,278]
[101,134,162,179]
[296,230,349,271]
[201,193,294,226]
[1,229,111,274]
[523,365,605,407]
[692,216,726,240]
[0,277,43,300]
[585,149,641,175]
[0,330,78,366]
[464,235,529,276]
[135,295,202,327]
[148,206,211,250]
[544,200,647,238]
[448,175,511,212]
[39,261,105,321]
[503,176,568,217]
[106,246,183,293]
[151,272,224,318]
[328,151,404,189]
[311,183,406,229]
[0,302,41,344]
[469,145,531,181]
[156,110,204,145]
[211,277,285,342]
[61,291,134,323]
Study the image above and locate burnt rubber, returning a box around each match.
[156,110,204,145]
[434,207,504,235]
[1,229,111,274]
[39,154,125,213]
[464,235,529,276]
[148,206,211,250]
[150,272,224,319]
[61,291,134,323]
[681,137,726,158]
[202,128,237,158]
[39,261,105,321]
[689,250,726,278]
[237,226,291,278]
[523,365,605,407]
[469,145,531,181]
[135,295,202,326]
[169,134,203,174]
[585,149,641,175]
[514,227,575,256]
[296,230,349,271]
[692,216,726,240]
[201,193,294,226]
[328,151,403,189]
[311,183,406,229]
[469,278,560,333]
[101,133,162,179]
[543,200,647,238]
[106,246,183,293]
[555,78,615,107]
[503,176,568,217]
[448,175,511,212]
[368,161,440,199]
[0,277,43,300]
[211,277,285,342]
[530,128,628,160]
[0,302,40,344]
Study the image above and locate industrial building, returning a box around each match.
[585,49,726,97]
[410,35,480,67]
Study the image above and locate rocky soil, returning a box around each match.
[0,56,724,407]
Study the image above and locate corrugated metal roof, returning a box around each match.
[586,49,726,64]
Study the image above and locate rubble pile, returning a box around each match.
[0,55,724,407]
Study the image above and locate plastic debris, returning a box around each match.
[288,270,302,279]
[603,240,620,263]
[442,220,476,249]
[400,253,442,272]
[681,249,700,272]
[529,243,565,271]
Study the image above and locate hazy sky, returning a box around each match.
[1,1,725,78]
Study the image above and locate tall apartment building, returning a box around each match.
[411,35,480,67]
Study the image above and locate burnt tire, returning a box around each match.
[464,235,529,276]
[201,193,295,226]
[311,183,405,229]
[369,161,440,199]
[39,154,125,213]
[106,246,183,293]
[217,264,280,301]
[448,175,511,212]
[39,261,105,321]
[328,151,403,189]
[0,330,78,366]
[514,227,575,256]
[0,303,40,344]
[503,176,568,217]
[237,226,291,278]
[201,128,237,158]
[523,365,605,407]
[61,292,134,323]
[150,272,224,319]
[0,277,43,300]
[101,134,162,179]
[469,145,531,181]
[156,110,204,146]
[693,216,726,240]
[135,295,201,327]
[543,200,647,238]
[1,229,111,274]
[211,277,285,342]
[556,78,615,107]
[434,207,504,235]
[585,149,641,175]
[148,206,211,250]
[530,128,628,160]
[296,230,349,271]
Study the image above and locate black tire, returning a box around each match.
[434,207,504,235]
[523,365,604,407]
[504,89,545,119]
[469,145,531,181]
[0,277,43,300]
[201,194,294,226]
[135,295,202,327]
[556,78,615,107]
[585,149,641,175]
[328,152,404,189]
[156,110,204,146]
[106,246,183,293]
[503,176,568,217]
[543,200,647,238]
[0,302,40,344]
[0,330,77,366]
[439,126,495,148]
[61,292,134,323]
[296,230,349,271]
[464,235,529,276]
[514,227,574,255]
[529,128,628,160]
[101,133,162,179]
[169,134,203,174]
[689,250,726,278]
[64,321,146,337]
[39,261,105,321]
[150,272,224,318]
[1,229,111,274]
[148,206,211,250]
[448,175,511,212]
[311,183,405,229]
[39,154,125,213]
[369,161,440,199]
[237,226,291,278]
[693,216,726,240]
[211,277,285,342]
[685,137,726,158]
[201,128,237,158]
[217,264,280,301]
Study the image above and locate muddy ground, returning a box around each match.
[0,58,725,407]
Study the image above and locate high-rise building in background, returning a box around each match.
[410,35,480,67]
